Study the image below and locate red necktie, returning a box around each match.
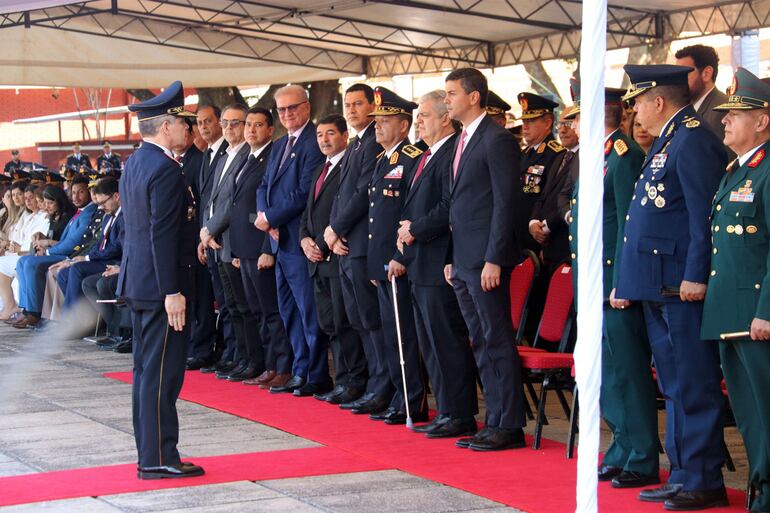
[410,149,431,188]
[453,131,468,179]
[314,161,331,200]
[70,208,82,222]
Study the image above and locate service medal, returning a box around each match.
[735,224,744,235]
[747,225,758,234]
[648,187,658,200]
[654,196,665,208]
[641,197,648,206]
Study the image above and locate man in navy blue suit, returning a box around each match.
[256,85,330,396]
[444,68,526,452]
[614,64,728,510]
[118,81,203,480]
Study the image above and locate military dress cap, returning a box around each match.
[369,86,418,116]
[621,64,693,102]
[11,169,30,180]
[714,67,770,111]
[564,77,626,119]
[517,92,559,120]
[486,90,511,115]
[128,81,196,121]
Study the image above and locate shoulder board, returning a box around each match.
[613,139,628,157]
[604,139,613,156]
[547,140,565,153]
[376,150,385,160]
[401,144,423,159]
[684,119,700,128]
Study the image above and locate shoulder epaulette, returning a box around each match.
[614,139,628,156]
[401,144,423,159]
[684,118,700,129]
[376,150,385,160]
[547,140,565,153]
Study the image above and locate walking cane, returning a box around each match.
[390,273,413,428]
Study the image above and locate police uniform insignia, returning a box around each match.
[536,142,546,154]
[520,97,529,111]
[604,139,612,156]
[657,183,665,192]
[390,152,399,165]
[376,150,385,160]
[374,89,383,106]
[648,187,658,200]
[614,139,628,156]
[401,144,423,158]
[654,196,666,208]
[547,140,565,153]
[385,165,403,179]
[685,119,700,128]
[748,149,765,168]
[645,182,650,191]
[641,197,648,206]
[726,225,735,234]
[665,123,675,137]
[523,165,545,193]
[734,224,744,235]
[728,75,738,95]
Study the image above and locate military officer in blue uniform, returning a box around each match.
[97,142,122,172]
[117,81,203,480]
[702,67,770,513]
[366,87,428,425]
[615,64,728,510]
[564,82,660,488]
[65,143,92,172]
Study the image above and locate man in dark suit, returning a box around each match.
[66,142,92,172]
[397,90,477,437]
[231,107,293,390]
[118,81,203,479]
[444,67,526,451]
[201,103,260,382]
[256,85,330,396]
[300,114,366,404]
[191,104,235,372]
[324,84,393,415]
[615,64,727,509]
[97,143,122,172]
[56,177,123,309]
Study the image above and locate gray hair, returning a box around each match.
[138,114,175,137]
[274,84,309,101]
[419,90,449,117]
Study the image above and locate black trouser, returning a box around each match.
[339,256,392,400]
[314,273,366,389]
[451,265,526,430]
[239,258,293,374]
[186,262,218,361]
[128,298,189,468]
[412,282,478,419]
[376,276,426,414]
[192,252,237,362]
[82,273,130,336]
[217,260,264,370]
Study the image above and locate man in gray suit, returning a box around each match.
[200,103,262,382]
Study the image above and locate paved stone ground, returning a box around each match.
[0,320,748,512]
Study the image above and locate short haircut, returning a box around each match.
[651,84,691,109]
[445,68,488,108]
[94,177,119,196]
[71,176,90,188]
[197,104,222,118]
[274,84,309,101]
[345,83,374,103]
[222,103,249,118]
[419,90,449,117]
[317,113,347,134]
[11,149,19,156]
[605,104,623,129]
[675,44,720,81]
[397,113,413,130]
[138,114,175,137]
[248,106,274,126]
[103,142,111,147]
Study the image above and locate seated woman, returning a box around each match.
[0,183,49,320]
[31,186,76,255]
[0,185,24,257]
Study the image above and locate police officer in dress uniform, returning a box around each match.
[614,64,728,510]
[66,143,92,172]
[366,87,428,425]
[117,81,203,479]
[702,67,770,513]
[97,143,122,172]
[564,83,660,488]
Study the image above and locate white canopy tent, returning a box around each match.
[1,2,768,513]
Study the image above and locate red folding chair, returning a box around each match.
[510,250,540,347]
[519,263,576,449]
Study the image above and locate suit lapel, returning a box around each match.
[318,160,342,199]
[274,123,312,184]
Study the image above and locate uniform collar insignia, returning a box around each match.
[748,148,765,168]
[604,139,612,156]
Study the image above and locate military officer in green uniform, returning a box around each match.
[565,83,660,488]
[702,67,770,513]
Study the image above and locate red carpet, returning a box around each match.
[101,371,746,513]
[0,447,391,507]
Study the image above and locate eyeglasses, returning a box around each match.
[276,101,308,115]
[220,119,244,128]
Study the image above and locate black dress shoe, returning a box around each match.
[412,414,450,434]
[456,427,493,448]
[340,392,374,410]
[113,340,133,353]
[329,386,364,405]
[611,471,661,489]
[137,462,205,480]
[294,381,333,397]
[217,361,247,380]
[96,335,122,347]
[351,396,389,415]
[469,427,526,451]
[426,417,477,438]
[663,487,728,511]
[383,410,429,425]
[315,385,345,402]
[200,359,229,374]
[186,357,210,371]
[369,406,397,421]
[598,464,623,481]
[228,364,261,382]
[269,375,305,394]
[639,484,685,503]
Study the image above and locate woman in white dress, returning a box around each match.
[0,183,49,320]
[0,185,24,256]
